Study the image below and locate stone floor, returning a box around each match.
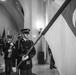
[0,55,60,75]
[32,64,60,75]
[0,64,60,75]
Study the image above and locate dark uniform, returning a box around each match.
[2,35,15,75]
[48,46,56,69]
[0,38,3,55]
[12,29,36,75]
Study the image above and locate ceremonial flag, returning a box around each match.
[7,28,10,35]
[45,0,76,75]
[2,28,5,39]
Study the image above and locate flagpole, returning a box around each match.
[17,0,71,68]
[42,0,71,35]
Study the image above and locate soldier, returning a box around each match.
[2,35,15,75]
[0,37,3,55]
[48,46,56,69]
[12,28,36,75]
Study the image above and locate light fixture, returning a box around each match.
[32,35,36,38]
[0,0,6,1]
[36,19,44,35]
[38,28,43,34]
[36,19,44,29]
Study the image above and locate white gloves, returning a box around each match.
[8,49,12,52]
[10,43,13,46]
[22,55,29,61]
[12,67,16,72]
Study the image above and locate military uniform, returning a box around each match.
[0,38,3,55]
[2,35,15,75]
[12,29,36,75]
[48,46,56,69]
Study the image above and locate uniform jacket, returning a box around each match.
[12,38,36,70]
[3,41,15,59]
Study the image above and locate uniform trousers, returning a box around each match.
[50,54,55,69]
[5,59,12,75]
[20,69,32,75]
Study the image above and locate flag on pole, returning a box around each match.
[7,28,10,35]
[0,33,1,38]
[17,0,71,68]
[2,28,5,39]
[44,0,76,75]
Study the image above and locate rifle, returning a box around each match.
[7,36,14,58]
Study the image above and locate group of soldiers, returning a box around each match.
[0,28,36,75]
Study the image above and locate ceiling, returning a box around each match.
[0,0,66,32]
[0,0,24,32]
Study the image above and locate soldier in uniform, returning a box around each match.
[12,28,36,75]
[0,37,3,55]
[48,46,56,69]
[2,35,15,75]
